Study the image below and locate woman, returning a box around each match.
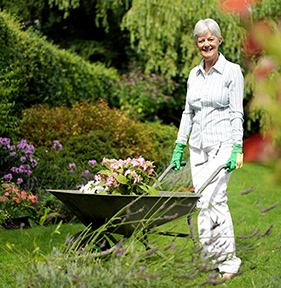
[171,18,244,279]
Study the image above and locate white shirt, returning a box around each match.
[176,53,244,149]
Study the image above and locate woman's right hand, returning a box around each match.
[171,143,187,170]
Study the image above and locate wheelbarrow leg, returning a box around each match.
[187,215,199,249]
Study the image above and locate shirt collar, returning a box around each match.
[197,52,226,76]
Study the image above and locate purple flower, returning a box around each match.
[10,152,16,157]
[18,165,24,173]
[53,140,63,152]
[4,174,12,181]
[20,156,26,163]
[26,170,32,177]
[69,163,76,169]
[0,137,10,146]
[69,162,76,172]
[83,170,90,176]
[30,157,38,167]
[88,160,97,168]
[17,178,23,185]
[140,265,146,271]
[25,164,31,170]
[209,273,218,280]
[11,167,19,173]
[65,235,71,244]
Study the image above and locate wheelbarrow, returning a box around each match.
[47,164,227,258]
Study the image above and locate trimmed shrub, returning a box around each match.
[20,99,179,171]
[0,11,118,118]
[62,130,118,168]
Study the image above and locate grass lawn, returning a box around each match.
[0,162,280,287]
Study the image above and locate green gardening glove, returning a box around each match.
[171,143,187,171]
[226,143,243,173]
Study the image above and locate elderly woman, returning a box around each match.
[171,18,244,279]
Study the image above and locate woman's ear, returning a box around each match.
[194,40,198,48]
[218,36,223,46]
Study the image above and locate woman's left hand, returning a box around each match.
[226,143,243,173]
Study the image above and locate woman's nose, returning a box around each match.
[203,40,210,46]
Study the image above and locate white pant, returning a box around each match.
[190,141,241,274]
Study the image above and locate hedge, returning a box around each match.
[0,11,118,122]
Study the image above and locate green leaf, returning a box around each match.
[112,190,121,195]
[114,174,128,184]
[146,186,158,196]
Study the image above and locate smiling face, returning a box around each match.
[195,31,223,62]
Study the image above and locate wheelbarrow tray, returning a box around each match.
[47,190,200,236]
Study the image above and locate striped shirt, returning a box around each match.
[176,53,244,149]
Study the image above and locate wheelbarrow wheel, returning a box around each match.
[65,230,111,255]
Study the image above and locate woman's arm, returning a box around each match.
[229,64,244,146]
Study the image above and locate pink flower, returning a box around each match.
[105,175,117,187]
[94,174,103,182]
[124,169,131,177]
[133,175,141,184]
[147,167,154,175]
[102,157,110,165]
[109,159,123,169]
[125,169,141,184]
[124,157,132,164]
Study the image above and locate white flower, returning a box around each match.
[79,180,109,194]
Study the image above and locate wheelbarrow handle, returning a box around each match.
[196,164,227,194]
[152,161,186,188]
[153,163,227,193]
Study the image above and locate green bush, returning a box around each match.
[62,130,118,169]
[20,99,179,172]
[33,141,98,190]
[0,11,118,120]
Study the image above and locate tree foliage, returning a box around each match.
[2,0,281,79]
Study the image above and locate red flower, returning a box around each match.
[21,190,27,200]
[242,21,273,57]
[220,0,259,16]
[254,57,278,81]
[12,196,20,204]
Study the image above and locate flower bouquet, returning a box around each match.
[80,156,159,196]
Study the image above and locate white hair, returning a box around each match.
[194,18,221,44]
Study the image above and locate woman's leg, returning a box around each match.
[189,142,241,274]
